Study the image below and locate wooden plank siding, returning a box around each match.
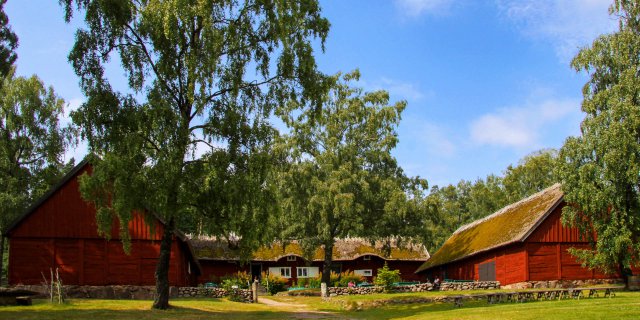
[8,162,197,287]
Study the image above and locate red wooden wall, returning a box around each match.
[427,203,636,285]
[8,163,196,286]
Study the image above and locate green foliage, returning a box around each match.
[276,70,428,283]
[336,271,365,287]
[220,271,251,290]
[60,0,329,308]
[295,275,321,288]
[373,264,401,291]
[423,149,558,251]
[329,271,341,287]
[260,271,288,295]
[0,0,17,80]
[556,1,640,275]
[0,69,74,284]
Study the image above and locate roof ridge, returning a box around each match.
[452,183,562,235]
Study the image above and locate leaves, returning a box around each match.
[276,71,427,281]
[557,1,640,274]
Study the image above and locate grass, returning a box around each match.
[1,291,639,319]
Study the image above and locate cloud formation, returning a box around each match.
[394,0,454,17]
[470,97,580,149]
[496,0,616,60]
[361,77,428,102]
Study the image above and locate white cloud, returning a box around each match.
[394,0,455,17]
[361,77,428,102]
[470,97,580,149]
[496,0,616,60]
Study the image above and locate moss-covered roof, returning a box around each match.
[416,184,563,273]
[191,238,430,261]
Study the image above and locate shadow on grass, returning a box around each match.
[0,299,341,320]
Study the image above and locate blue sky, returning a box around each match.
[5,0,617,188]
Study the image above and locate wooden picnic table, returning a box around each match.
[446,285,623,307]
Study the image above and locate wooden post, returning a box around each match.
[252,280,258,303]
[321,282,327,298]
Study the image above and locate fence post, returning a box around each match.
[252,279,259,303]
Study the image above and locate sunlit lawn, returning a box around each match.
[1,291,639,319]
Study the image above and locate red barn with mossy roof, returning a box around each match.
[416,184,638,287]
[6,160,201,286]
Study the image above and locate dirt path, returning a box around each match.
[258,297,341,319]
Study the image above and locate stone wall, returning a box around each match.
[177,287,253,302]
[439,281,500,291]
[327,281,499,296]
[501,279,622,290]
[11,285,253,302]
[11,285,166,300]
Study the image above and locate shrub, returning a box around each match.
[329,271,341,287]
[374,264,401,292]
[260,271,288,295]
[307,275,321,288]
[336,271,364,287]
[220,271,251,290]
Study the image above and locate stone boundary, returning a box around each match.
[177,287,253,302]
[10,285,253,302]
[501,279,623,290]
[11,285,164,300]
[328,281,500,296]
[439,281,500,291]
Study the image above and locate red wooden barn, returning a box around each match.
[192,238,430,284]
[415,184,637,285]
[6,160,200,286]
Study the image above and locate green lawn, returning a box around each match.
[1,291,639,319]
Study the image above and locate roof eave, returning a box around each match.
[520,195,565,242]
[417,193,566,274]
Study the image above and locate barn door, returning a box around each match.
[479,261,496,281]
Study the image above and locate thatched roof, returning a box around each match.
[416,184,564,273]
[191,238,430,262]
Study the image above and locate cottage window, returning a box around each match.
[354,269,373,277]
[363,255,371,261]
[286,255,297,261]
[297,267,309,278]
[280,267,291,278]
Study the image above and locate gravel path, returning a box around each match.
[258,297,342,319]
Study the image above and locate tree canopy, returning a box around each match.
[557,0,640,276]
[424,149,558,251]
[0,70,73,284]
[0,0,17,80]
[60,0,329,309]
[276,70,427,284]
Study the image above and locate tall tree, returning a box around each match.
[0,0,17,80]
[557,0,640,278]
[0,70,72,285]
[277,70,427,284]
[503,149,558,203]
[60,0,329,309]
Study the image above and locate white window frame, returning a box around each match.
[279,267,291,278]
[286,255,297,261]
[297,267,309,278]
[363,255,371,261]
[355,269,373,277]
